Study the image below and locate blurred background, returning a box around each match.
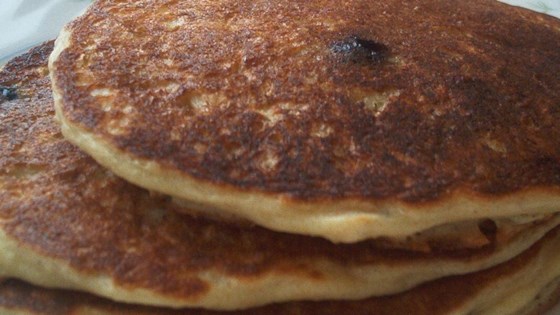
[0,0,91,64]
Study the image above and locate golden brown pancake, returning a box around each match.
[3,42,560,310]
[50,0,560,242]
[2,226,560,315]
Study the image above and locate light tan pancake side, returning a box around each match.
[0,43,557,310]
[173,195,554,252]
[3,226,560,315]
[50,0,560,242]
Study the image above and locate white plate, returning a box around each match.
[0,0,559,314]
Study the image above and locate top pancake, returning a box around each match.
[50,0,560,242]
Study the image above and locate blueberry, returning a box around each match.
[332,36,389,63]
[0,86,18,101]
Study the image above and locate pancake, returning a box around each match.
[50,0,560,243]
[4,43,560,310]
[2,226,560,315]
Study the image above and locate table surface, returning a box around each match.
[0,0,559,314]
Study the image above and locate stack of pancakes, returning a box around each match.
[1,0,560,313]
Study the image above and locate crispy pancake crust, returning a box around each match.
[4,43,560,309]
[50,0,560,242]
[2,226,560,315]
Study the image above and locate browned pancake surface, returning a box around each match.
[3,42,557,304]
[1,226,559,315]
[52,0,560,202]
